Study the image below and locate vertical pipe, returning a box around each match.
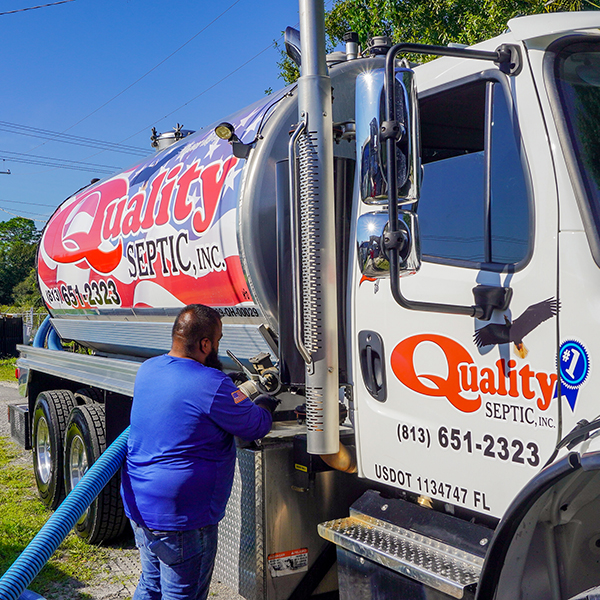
[297,0,339,455]
[343,32,359,60]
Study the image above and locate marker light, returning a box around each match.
[215,122,235,141]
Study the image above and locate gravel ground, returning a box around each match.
[0,380,242,600]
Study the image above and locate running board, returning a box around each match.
[318,490,492,599]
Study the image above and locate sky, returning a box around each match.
[0,0,308,228]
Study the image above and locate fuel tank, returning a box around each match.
[37,58,373,359]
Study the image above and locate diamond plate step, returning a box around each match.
[318,513,483,599]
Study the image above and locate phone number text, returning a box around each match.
[397,423,540,467]
[45,280,122,308]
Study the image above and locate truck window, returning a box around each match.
[552,40,600,256]
[418,79,530,267]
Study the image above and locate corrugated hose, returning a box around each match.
[0,427,130,600]
[32,316,63,351]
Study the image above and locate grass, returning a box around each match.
[0,437,113,599]
[0,358,16,383]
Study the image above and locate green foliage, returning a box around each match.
[275,37,301,85]
[327,0,599,49]
[276,0,598,81]
[12,267,43,308]
[324,0,598,50]
[0,217,40,246]
[0,437,111,599]
[0,218,40,305]
[0,358,16,382]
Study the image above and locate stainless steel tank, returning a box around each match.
[37,57,380,360]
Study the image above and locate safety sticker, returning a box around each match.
[267,548,309,578]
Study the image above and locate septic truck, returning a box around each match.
[12,2,600,598]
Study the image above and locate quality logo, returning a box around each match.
[390,334,557,414]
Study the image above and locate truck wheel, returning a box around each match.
[32,390,77,510]
[74,387,104,405]
[63,404,127,544]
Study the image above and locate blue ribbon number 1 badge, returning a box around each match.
[557,340,590,412]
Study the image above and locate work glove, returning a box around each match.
[254,394,280,415]
[227,371,248,386]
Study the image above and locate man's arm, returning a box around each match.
[208,377,273,440]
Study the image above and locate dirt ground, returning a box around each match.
[0,380,242,600]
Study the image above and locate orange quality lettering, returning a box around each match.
[390,334,557,413]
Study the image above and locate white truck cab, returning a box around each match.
[331,11,600,599]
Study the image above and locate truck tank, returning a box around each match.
[37,57,378,362]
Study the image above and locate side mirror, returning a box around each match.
[356,68,420,206]
[383,68,420,204]
[359,118,386,201]
[285,27,302,68]
[357,211,421,278]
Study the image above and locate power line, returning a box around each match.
[0,197,58,209]
[0,150,120,174]
[26,0,245,157]
[119,4,325,143]
[0,0,75,16]
[121,35,284,143]
[0,207,49,223]
[2,158,115,175]
[0,121,148,156]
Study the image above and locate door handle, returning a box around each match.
[359,330,387,402]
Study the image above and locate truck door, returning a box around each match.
[351,68,559,519]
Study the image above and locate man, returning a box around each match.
[121,304,277,600]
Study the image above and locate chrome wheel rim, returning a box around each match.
[69,435,88,488]
[35,416,52,485]
[69,434,89,522]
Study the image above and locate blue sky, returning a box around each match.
[0,0,305,226]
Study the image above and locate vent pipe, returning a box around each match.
[296,0,339,455]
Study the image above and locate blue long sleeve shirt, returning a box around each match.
[120,354,272,530]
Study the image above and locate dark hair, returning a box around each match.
[172,304,221,355]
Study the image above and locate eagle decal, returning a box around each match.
[473,298,559,359]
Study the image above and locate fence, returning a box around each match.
[0,309,47,357]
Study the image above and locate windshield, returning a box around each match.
[553,40,600,233]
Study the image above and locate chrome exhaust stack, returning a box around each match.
[290,0,339,455]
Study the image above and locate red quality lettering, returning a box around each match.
[391,334,557,414]
[155,165,182,226]
[192,156,237,233]
[140,171,167,230]
[42,178,127,274]
[173,161,202,222]
[122,192,145,236]
[535,372,557,410]
[43,156,239,272]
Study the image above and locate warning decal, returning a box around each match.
[267,548,309,578]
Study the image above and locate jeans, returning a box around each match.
[131,520,219,600]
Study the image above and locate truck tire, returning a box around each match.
[74,387,104,405]
[32,390,77,510]
[63,404,127,544]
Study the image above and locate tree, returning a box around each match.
[0,217,40,246]
[12,267,43,308]
[277,0,598,83]
[275,38,301,86]
[0,218,40,305]
[324,0,597,49]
